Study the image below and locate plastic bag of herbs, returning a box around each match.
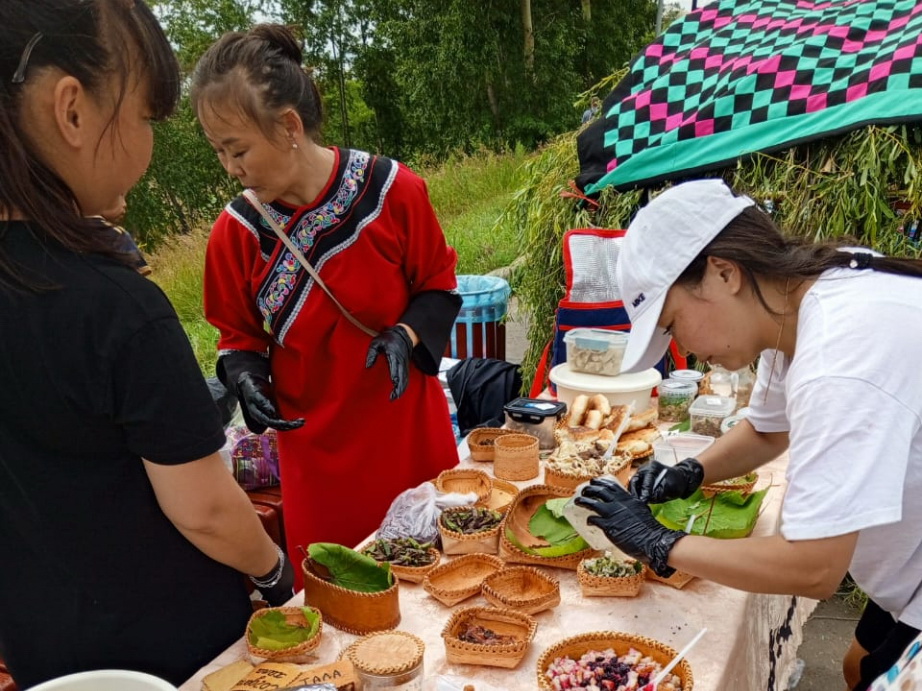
[650,487,769,539]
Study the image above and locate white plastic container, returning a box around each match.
[670,369,705,386]
[563,328,628,377]
[549,363,662,411]
[652,433,716,466]
[689,394,736,437]
[29,671,178,691]
[563,477,632,557]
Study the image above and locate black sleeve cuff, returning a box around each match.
[400,290,462,375]
[216,350,270,396]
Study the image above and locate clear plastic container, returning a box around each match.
[720,405,752,435]
[503,397,567,451]
[689,395,736,437]
[669,368,705,395]
[656,379,698,422]
[652,433,715,466]
[563,328,629,376]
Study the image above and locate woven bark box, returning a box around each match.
[481,566,561,615]
[536,631,695,690]
[422,553,504,607]
[442,605,537,669]
[245,606,323,664]
[301,558,400,634]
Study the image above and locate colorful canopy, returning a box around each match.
[577,0,922,194]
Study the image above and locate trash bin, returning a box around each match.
[446,275,511,360]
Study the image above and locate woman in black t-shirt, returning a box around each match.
[0,2,294,687]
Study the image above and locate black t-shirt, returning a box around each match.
[0,223,251,686]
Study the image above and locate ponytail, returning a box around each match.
[190,24,324,142]
[677,206,922,314]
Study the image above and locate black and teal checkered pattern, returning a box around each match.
[577,0,922,194]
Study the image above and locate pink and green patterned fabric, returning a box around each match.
[577,0,922,194]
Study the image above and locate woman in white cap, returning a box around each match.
[575,178,922,691]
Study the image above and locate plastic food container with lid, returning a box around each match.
[549,363,662,411]
[563,328,629,376]
[652,433,715,466]
[503,397,567,450]
[669,368,705,392]
[656,379,698,422]
[689,394,736,437]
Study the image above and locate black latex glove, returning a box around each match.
[251,551,295,607]
[236,371,305,434]
[575,477,687,577]
[365,325,413,401]
[628,457,704,504]
[217,352,304,434]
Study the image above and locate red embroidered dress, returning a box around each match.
[205,149,459,585]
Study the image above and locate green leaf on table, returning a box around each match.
[531,533,589,557]
[544,497,570,519]
[669,419,691,432]
[650,487,769,539]
[529,502,579,544]
[248,607,320,651]
[504,525,589,557]
[308,542,394,592]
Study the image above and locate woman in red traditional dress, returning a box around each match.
[191,24,462,587]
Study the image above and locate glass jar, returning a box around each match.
[706,364,736,399]
[657,379,698,423]
[734,366,756,411]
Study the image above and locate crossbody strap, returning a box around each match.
[242,189,378,337]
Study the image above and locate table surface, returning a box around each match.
[180,435,816,691]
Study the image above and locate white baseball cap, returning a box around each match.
[616,179,755,373]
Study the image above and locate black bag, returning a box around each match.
[446,358,522,437]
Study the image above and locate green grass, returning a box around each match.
[423,146,530,275]
[150,147,530,374]
[148,229,220,375]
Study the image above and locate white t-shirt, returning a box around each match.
[748,265,922,627]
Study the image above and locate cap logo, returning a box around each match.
[631,292,646,308]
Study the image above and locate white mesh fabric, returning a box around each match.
[567,233,623,303]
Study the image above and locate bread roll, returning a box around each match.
[624,405,658,432]
[584,409,603,430]
[568,394,590,427]
[589,393,612,417]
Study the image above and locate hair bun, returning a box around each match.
[251,24,303,65]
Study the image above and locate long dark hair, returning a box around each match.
[677,204,922,315]
[0,0,180,291]
[189,24,323,141]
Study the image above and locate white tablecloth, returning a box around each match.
[180,439,816,691]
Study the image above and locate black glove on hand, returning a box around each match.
[236,372,305,434]
[628,457,704,504]
[251,549,295,607]
[365,325,413,401]
[217,351,304,434]
[575,477,687,577]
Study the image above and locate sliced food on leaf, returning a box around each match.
[248,607,321,651]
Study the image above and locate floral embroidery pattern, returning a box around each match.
[256,151,369,327]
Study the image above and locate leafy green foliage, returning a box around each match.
[651,488,769,539]
[308,542,394,592]
[528,499,579,544]
[248,608,321,651]
[505,118,922,389]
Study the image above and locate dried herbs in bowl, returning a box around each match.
[440,507,503,535]
[361,537,437,567]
